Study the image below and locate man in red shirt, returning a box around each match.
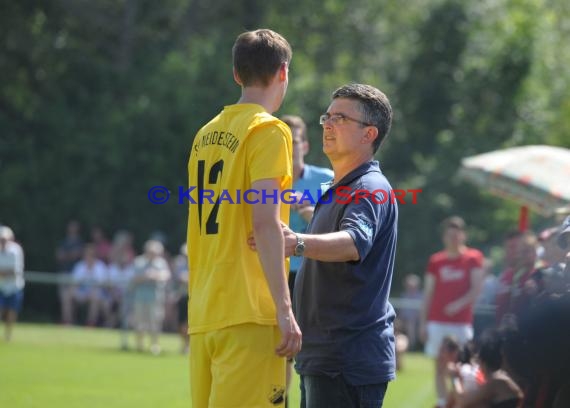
[420,216,484,408]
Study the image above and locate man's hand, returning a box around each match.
[247,223,299,257]
[275,308,302,359]
[281,225,299,257]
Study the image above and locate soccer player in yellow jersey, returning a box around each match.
[186,29,302,407]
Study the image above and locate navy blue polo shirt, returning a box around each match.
[293,160,397,385]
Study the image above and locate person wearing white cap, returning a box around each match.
[0,225,25,341]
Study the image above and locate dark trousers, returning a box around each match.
[300,374,388,408]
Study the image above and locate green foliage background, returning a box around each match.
[1,0,569,318]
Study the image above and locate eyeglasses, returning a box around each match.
[319,112,374,127]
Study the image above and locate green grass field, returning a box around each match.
[0,324,435,407]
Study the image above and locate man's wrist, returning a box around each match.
[293,233,305,257]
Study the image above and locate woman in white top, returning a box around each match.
[0,226,25,341]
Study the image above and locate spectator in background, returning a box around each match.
[494,230,522,325]
[110,230,136,265]
[55,220,84,324]
[455,340,485,394]
[106,250,135,345]
[0,226,25,341]
[537,226,566,268]
[448,330,523,408]
[496,231,540,324]
[280,114,333,405]
[440,336,485,407]
[555,216,570,295]
[394,318,410,372]
[420,216,485,408]
[503,230,523,272]
[131,240,170,355]
[502,293,570,408]
[399,273,423,350]
[537,218,570,296]
[91,226,112,264]
[64,244,108,326]
[473,258,498,340]
[172,242,189,354]
[558,215,570,251]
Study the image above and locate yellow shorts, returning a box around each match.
[190,323,286,407]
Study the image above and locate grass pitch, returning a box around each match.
[0,324,435,407]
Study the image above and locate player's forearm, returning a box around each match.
[254,220,292,315]
[453,289,479,309]
[454,268,485,308]
[300,231,359,262]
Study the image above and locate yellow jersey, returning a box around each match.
[187,103,292,334]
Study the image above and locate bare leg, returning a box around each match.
[4,310,17,341]
[149,315,162,355]
[100,296,114,328]
[135,330,145,352]
[60,286,74,324]
[119,298,130,350]
[435,356,448,407]
[179,323,189,354]
[150,331,161,355]
[86,295,100,326]
[405,319,419,350]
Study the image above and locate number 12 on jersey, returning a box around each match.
[197,159,224,235]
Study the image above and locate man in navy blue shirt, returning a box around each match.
[280,115,334,407]
[251,83,397,407]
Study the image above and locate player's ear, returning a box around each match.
[278,62,288,82]
[233,67,243,86]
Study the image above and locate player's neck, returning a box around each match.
[330,154,372,184]
[445,245,466,258]
[237,86,282,114]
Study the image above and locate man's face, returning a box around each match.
[321,98,371,161]
[443,226,466,249]
[67,221,80,238]
[84,247,96,262]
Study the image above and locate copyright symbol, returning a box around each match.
[148,186,170,204]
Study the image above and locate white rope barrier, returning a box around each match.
[22,271,496,315]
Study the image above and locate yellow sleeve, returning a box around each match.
[246,123,292,186]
